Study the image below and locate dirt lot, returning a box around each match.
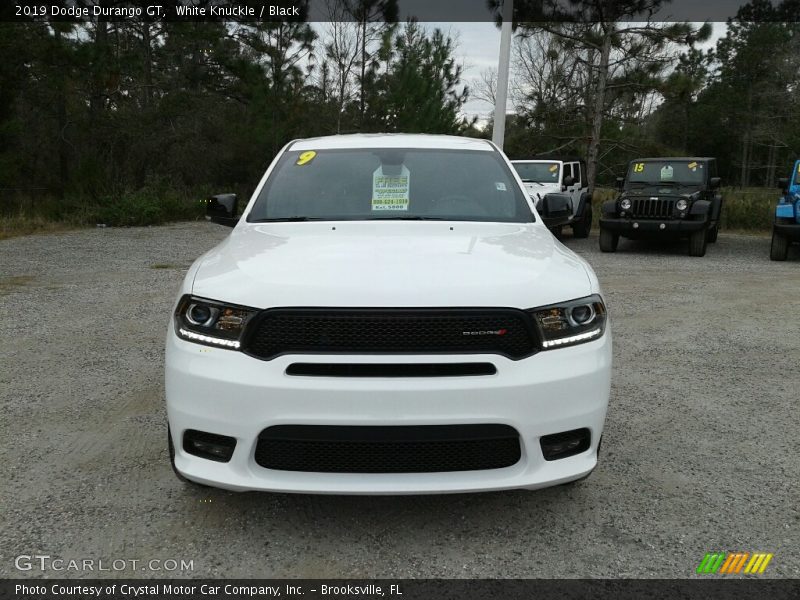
[1,223,798,579]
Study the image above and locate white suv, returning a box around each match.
[165,134,612,494]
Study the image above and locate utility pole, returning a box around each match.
[492,0,513,149]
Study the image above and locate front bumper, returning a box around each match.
[165,328,612,494]
[773,222,800,240]
[600,217,706,236]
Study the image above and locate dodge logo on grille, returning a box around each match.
[462,329,508,336]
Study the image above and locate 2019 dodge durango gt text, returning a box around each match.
[165,134,612,494]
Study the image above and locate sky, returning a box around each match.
[309,22,729,123]
[426,22,730,122]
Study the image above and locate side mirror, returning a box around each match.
[778,177,789,192]
[207,194,238,227]
[562,175,575,190]
[708,177,721,190]
[616,177,625,191]
[541,193,572,219]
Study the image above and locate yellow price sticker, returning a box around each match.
[633,163,645,172]
[296,151,317,166]
[688,161,698,169]
[797,163,800,173]
[548,164,558,172]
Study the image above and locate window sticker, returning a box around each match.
[548,164,558,172]
[688,161,698,171]
[296,151,316,166]
[633,162,644,172]
[372,165,410,211]
[495,182,507,191]
[660,165,674,180]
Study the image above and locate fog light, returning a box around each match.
[660,223,666,230]
[540,428,591,460]
[183,430,236,462]
[633,222,639,229]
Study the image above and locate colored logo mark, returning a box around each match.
[696,552,773,574]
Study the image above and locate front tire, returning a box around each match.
[599,228,619,252]
[572,204,593,238]
[689,228,707,257]
[770,230,789,261]
[706,223,719,243]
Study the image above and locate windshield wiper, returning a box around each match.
[250,216,324,222]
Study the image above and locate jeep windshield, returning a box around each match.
[511,162,561,183]
[627,160,705,186]
[247,148,533,223]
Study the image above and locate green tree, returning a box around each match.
[375,22,471,134]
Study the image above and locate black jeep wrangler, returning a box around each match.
[599,158,723,257]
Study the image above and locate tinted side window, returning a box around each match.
[572,163,582,187]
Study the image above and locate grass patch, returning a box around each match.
[0,275,35,295]
[1,179,209,239]
[0,215,79,240]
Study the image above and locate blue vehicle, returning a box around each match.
[770,160,800,261]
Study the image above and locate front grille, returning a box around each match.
[243,308,537,360]
[631,197,676,218]
[254,424,522,473]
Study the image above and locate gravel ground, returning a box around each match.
[1,223,798,579]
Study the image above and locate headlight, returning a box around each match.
[528,295,607,349]
[174,295,257,349]
[676,199,688,211]
[620,198,632,210]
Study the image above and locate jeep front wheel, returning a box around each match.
[770,231,789,261]
[572,204,593,238]
[706,223,719,243]
[688,229,707,257]
[599,228,618,252]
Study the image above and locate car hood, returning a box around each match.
[191,221,593,309]
[622,184,702,198]
[523,182,561,199]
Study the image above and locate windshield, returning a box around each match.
[247,148,533,223]
[512,162,561,183]
[627,160,705,185]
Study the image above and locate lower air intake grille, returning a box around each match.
[243,308,537,360]
[285,362,497,377]
[254,424,522,473]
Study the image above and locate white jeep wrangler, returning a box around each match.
[511,157,593,238]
